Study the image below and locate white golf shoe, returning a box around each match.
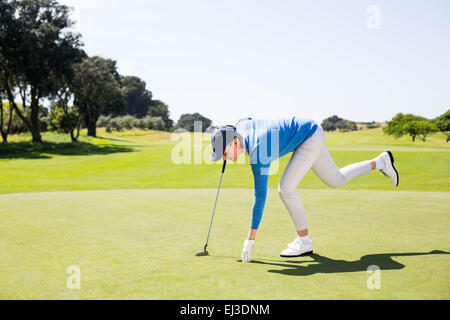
[378,151,399,186]
[280,237,313,257]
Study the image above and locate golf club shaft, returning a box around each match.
[203,160,226,250]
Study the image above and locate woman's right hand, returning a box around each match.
[241,239,255,263]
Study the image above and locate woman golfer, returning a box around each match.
[210,117,399,262]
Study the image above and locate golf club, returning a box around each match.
[195,160,227,256]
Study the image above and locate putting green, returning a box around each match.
[0,188,448,299]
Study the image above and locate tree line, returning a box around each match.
[0,0,211,143]
[384,111,449,142]
[321,111,449,142]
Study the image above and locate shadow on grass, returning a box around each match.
[0,141,134,159]
[95,136,133,143]
[251,250,449,276]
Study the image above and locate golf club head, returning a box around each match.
[195,250,209,256]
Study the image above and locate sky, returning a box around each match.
[59,0,450,126]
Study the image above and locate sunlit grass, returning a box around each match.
[0,189,448,299]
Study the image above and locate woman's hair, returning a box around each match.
[236,132,245,151]
[224,125,244,151]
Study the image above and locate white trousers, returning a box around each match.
[278,125,372,231]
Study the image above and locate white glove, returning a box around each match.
[241,239,255,263]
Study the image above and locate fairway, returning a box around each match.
[1,128,449,299]
[0,188,448,299]
[1,128,449,193]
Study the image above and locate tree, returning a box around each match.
[402,120,437,142]
[384,113,438,142]
[321,115,357,132]
[177,113,212,132]
[148,100,173,131]
[0,60,14,142]
[383,113,427,138]
[433,109,450,142]
[0,0,85,142]
[117,76,173,131]
[49,67,86,142]
[119,76,153,118]
[72,56,124,137]
[0,102,14,143]
[0,1,23,142]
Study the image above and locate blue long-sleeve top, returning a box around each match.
[236,117,318,229]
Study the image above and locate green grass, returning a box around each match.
[0,128,449,299]
[0,189,448,299]
[0,128,449,193]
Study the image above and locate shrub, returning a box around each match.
[98,115,167,131]
[97,115,111,127]
[109,117,121,131]
[150,117,165,130]
[367,122,381,129]
[132,118,141,129]
[46,105,78,134]
[121,115,135,130]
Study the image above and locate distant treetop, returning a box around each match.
[321,115,357,132]
[176,113,212,132]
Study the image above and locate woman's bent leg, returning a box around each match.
[311,146,372,188]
